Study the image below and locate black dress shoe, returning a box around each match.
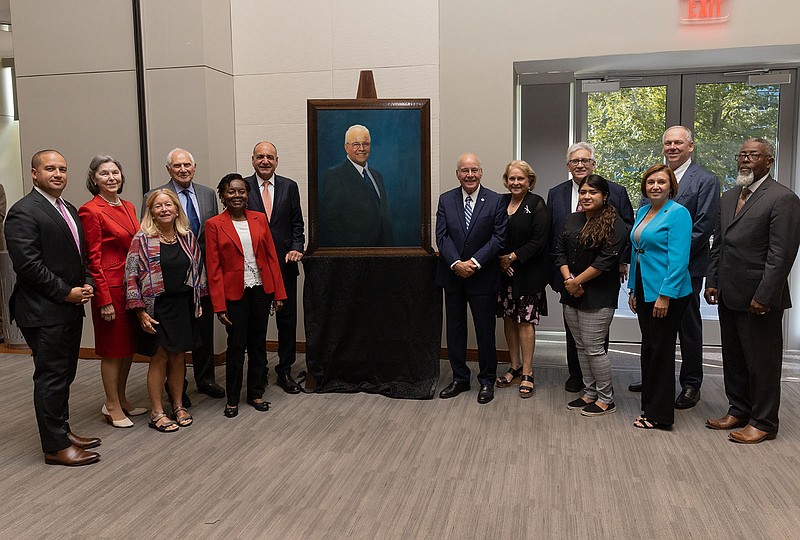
[223,405,239,418]
[477,384,494,404]
[198,383,225,399]
[246,399,271,412]
[675,387,700,409]
[67,432,101,450]
[439,380,470,399]
[628,381,642,392]
[44,445,100,466]
[564,376,583,393]
[277,374,302,394]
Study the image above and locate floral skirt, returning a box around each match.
[496,285,547,325]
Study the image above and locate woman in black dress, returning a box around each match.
[125,189,207,432]
[495,160,551,397]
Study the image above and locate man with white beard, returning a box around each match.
[704,138,800,444]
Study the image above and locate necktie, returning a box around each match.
[261,181,273,220]
[735,187,751,216]
[57,198,81,252]
[182,189,201,238]
[465,195,473,229]
[363,169,379,199]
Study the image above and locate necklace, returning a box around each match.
[99,193,122,206]
[159,231,177,244]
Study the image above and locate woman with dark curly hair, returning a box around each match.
[554,174,627,416]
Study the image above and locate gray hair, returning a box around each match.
[662,125,694,144]
[745,137,775,158]
[166,148,196,166]
[566,141,595,161]
[86,154,125,195]
[344,124,370,144]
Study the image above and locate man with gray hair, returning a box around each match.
[319,124,393,247]
[547,141,634,393]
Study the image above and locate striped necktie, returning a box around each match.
[465,195,473,228]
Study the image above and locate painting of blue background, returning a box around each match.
[317,108,422,247]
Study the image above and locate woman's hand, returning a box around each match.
[653,295,670,318]
[499,254,513,271]
[628,294,637,314]
[100,304,115,322]
[564,277,584,297]
[136,310,159,334]
[216,312,232,326]
[273,300,284,312]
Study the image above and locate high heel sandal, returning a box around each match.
[518,374,534,398]
[101,404,134,428]
[496,366,522,388]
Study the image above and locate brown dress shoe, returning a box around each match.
[729,425,777,444]
[705,414,748,430]
[44,445,100,466]
[67,432,101,449]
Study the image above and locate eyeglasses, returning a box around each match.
[736,152,767,161]
[347,142,371,149]
[458,168,482,175]
[568,158,594,166]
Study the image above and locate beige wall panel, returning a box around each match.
[141,0,206,69]
[330,0,438,70]
[202,0,233,74]
[234,71,333,127]
[10,0,135,77]
[204,69,236,184]
[332,66,439,119]
[0,118,23,209]
[230,0,332,75]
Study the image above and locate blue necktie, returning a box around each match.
[465,195,473,229]
[363,169,379,199]
[182,189,201,238]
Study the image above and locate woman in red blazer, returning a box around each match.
[205,173,287,418]
[79,155,146,428]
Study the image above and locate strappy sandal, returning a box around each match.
[148,412,179,433]
[496,366,522,388]
[633,415,672,431]
[173,406,193,427]
[518,374,534,398]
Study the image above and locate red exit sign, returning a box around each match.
[680,0,729,24]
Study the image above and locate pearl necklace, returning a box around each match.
[99,194,122,206]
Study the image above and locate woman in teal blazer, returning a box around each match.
[628,164,693,430]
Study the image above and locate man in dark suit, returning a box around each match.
[6,150,101,466]
[245,141,306,394]
[436,153,507,404]
[144,148,222,401]
[629,126,720,407]
[319,124,393,247]
[547,142,634,392]
[705,138,800,444]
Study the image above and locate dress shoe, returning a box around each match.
[706,414,749,430]
[674,387,700,409]
[439,380,470,399]
[729,425,777,444]
[223,405,239,418]
[277,373,302,394]
[122,407,148,417]
[477,384,494,404]
[628,381,642,392]
[198,383,225,399]
[44,445,100,466]
[246,399,270,412]
[564,376,583,393]
[67,432,101,450]
[101,404,134,428]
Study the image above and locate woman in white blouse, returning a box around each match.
[205,174,287,418]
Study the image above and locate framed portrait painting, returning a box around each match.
[307,98,432,255]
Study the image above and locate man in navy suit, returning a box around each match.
[436,153,507,404]
[6,150,101,466]
[547,142,634,392]
[629,127,719,410]
[245,141,306,394]
[319,124,393,247]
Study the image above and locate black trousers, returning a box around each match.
[225,287,272,404]
[677,276,704,390]
[444,290,497,386]
[636,287,690,426]
[191,295,216,388]
[274,276,297,376]
[20,318,83,453]
[718,302,784,433]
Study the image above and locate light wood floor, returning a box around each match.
[1,343,800,539]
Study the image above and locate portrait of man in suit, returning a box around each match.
[144,147,222,402]
[245,141,306,394]
[6,150,101,466]
[319,124,394,247]
[705,137,800,444]
[435,153,507,404]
